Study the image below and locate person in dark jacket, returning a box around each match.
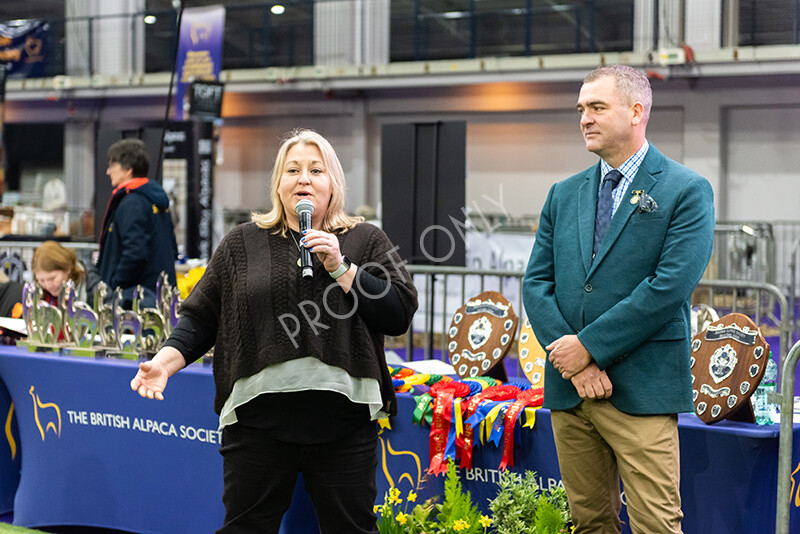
[130,129,418,534]
[0,270,22,319]
[94,138,177,308]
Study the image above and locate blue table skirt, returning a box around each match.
[0,378,20,516]
[0,347,798,533]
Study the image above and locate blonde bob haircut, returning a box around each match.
[251,129,364,235]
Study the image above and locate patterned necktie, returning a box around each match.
[593,169,623,255]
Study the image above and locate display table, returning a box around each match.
[377,395,800,534]
[0,348,224,533]
[0,346,798,533]
[0,379,20,516]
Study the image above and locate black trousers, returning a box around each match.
[216,420,379,534]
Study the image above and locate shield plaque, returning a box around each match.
[691,312,770,425]
[518,318,545,388]
[447,291,518,379]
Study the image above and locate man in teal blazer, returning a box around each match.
[523,65,714,533]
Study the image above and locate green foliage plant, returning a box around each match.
[488,470,572,534]
[434,462,485,533]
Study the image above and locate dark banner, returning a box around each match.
[0,20,49,78]
[189,80,224,119]
[192,121,215,260]
[0,64,5,200]
[162,121,214,260]
[174,6,226,121]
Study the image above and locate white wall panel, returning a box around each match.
[726,106,800,221]
[463,108,684,220]
[214,116,362,213]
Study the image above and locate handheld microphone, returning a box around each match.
[295,199,314,278]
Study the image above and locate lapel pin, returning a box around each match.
[630,190,644,204]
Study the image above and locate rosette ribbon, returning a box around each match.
[412,393,434,426]
[394,373,432,393]
[488,403,513,446]
[456,385,521,470]
[499,387,544,470]
[426,380,471,475]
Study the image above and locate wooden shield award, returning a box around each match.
[518,318,545,388]
[447,291,518,379]
[691,312,770,424]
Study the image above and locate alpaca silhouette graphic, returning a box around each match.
[4,403,16,460]
[377,425,423,491]
[29,386,61,440]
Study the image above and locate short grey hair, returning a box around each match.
[584,65,652,124]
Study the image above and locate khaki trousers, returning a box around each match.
[550,400,682,534]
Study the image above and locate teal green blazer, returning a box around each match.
[523,145,715,414]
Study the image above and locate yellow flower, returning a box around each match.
[396,513,408,525]
[454,518,470,531]
[407,490,418,502]
[389,487,401,499]
[373,505,380,514]
[479,515,492,528]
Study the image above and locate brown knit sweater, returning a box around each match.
[174,222,418,416]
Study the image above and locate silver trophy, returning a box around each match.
[36,299,64,346]
[61,281,104,358]
[107,287,143,360]
[17,281,66,353]
[156,272,179,339]
[56,282,72,342]
[19,281,36,345]
[133,284,165,355]
[94,281,117,348]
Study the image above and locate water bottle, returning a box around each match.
[753,358,778,425]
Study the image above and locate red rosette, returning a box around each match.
[429,380,471,399]
[427,381,472,475]
[457,385,521,469]
[499,387,544,470]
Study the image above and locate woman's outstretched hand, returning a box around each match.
[129,346,186,400]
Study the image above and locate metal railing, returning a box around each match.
[0,240,98,283]
[772,221,800,294]
[709,221,800,339]
[791,236,800,336]
[396,266,793,375]
[775,338,800,534]
[399,265,525,368]
[712,222,776,285]
[692,279,790,368]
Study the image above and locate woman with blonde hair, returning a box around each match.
[32,240,86,304]
[131,128,418,533]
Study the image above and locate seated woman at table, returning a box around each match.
[32,240,87,305]
[130,128,418,534]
